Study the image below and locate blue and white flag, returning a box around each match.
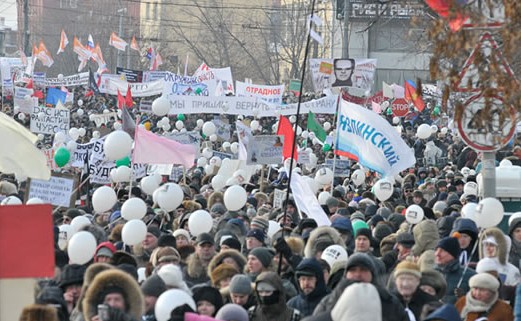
[335,100,416,176]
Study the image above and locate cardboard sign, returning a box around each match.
[0,204,55,278]
[247,135,284,165]
[30,106,70,135]
[26,173,78,208]
[273,189,286,209]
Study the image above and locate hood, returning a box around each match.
[255,271,286,305]
[479,227,508,265]
[304,226,344,258]
[331,283,382,321]
[83,269,144,321]
[451,218,478,241]
[295,258,327,299]
[412,219,439,257]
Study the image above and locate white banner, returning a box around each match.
[247,135,284,165]
[236,81,284,104]
[102,78,163,97]
[45,72,89,87]
[91,112,117,127]
[194,67,234,94]
[310,58,377,96]
[30,106,70,135]
[335,100,415,176]
[14,87,36,113]
[72,141,95,168]
[164,94,338,117]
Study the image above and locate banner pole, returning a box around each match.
[329,95,341,188]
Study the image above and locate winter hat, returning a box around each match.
[420,269,447,300]
[210,263,239,287]
[173,229,191,240]
[364,204,378,217]
[246,229,265,244]
[396,232,415,248]
[331,217,352,233]
[59,264,86,290]
[331,282,382,321]
[157,264,191,294]
[509,217,521,236]
[193,286,224,310]
[436,237,461,260]
[376,207,392,219]
[433,201,448,216]
[345,253,376,277]
[394,260,421,279]
[229,274,252,295]
[215,304,249,321]
[372,223,393,242]
[141,275,167,298]
[220,237,242,251]
[251,216,269,231]
[249,247,274,268]
[387,213,406,231]
[147,226,161,239]
[95,241,116,259]
[355,227,372,240]
[469,273,500,292]
[157,234,177,248]
[326,197,339,208]
[19,304,59,321]
[368,214,384,227]
[350,211,365,222]
[476,257,500,274]
[155,246,181,265]
[423,304,462,321]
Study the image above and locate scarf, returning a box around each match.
[460,291,498,320]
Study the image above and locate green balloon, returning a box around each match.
[54,147,70,168]
[433,106,441,116]
[177,114,186,121]
[322,144,331,152]
[201,133,206,139]
[352,220,369,235]
[116,156,130,168]
[386,108,393,115]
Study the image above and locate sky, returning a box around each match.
[0,1,18,30]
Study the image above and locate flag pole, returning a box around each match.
[329,95,341,188]
[278,0,317,275]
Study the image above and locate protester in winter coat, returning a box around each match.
[248,272,301,321]
[412,220,439,257]
[509,217,521,271]
[304,226,345,259]
[455,273,513,321]
[183,233,217,287]
[19,304,59,321]
[287,258,329,317]
[141,275,167,321]
[434,236,476,304]
[451,218,479,268]
[192,286,223,317]
[423,304,462,321]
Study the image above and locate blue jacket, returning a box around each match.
[287,258,329,317]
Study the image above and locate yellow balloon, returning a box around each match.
[144,122,151,131]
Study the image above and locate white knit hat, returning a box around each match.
[331,283,382,321]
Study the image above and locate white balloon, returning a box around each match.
[250,120,260,131]
[140,176,160,195]
[309,132,316,140]
[301,130,309,139]
[116,166,132,182]
[92,131,101,139]
[405,204,424,224]
[461,203,478,221]
[431,125,438,133]
[224,185,247,211]
[54,131,66,143]
[267,221,281,238]
[58,224,74,250]
[441,127,448,135]
[323,122,331,131]
[69,128,79,140]
[209,156,222,167]
[13,106,20,114]
[304,176,320,194]
[77,99,84,106]
[381,101,390,109]
[209,134,218,142]
[104,131,132,161]
[57,74,64,80]
[464,181,478,196]
[67,231,97,264]
[289,115,297,124]
[230,142,239,154]
[78,128,86,137]
[152,96,171,116]
[1,196,22,205]
[202,122,216,136]
[188,210,213,236]
[475,198,504,228]
[114,122,123,130]
[315,167,334,186]
[204,164,215,175]
[222,142,231,150]
[321,245,348,269]
[162,123,171,132]
[175,120,184,130]
[155,289,196,321]
[392,117,400,125]
[26,197,44,204]
[92,186,117,213]
[318,191,331,205]
[121,198,147,220]
[202,147,213,159]
[196,119,204,127]
[351,169,365,186]
[70,215,91,232]
[416,124,432,139]
[237,115,244,120]
[211,175,227,191]
[37,134,45,141]
[122,219,147,245]
[373,179,393,201]
[197,157,208,167]
[233,169,248,184]
[500,159,513,167]
[110,168,119,183]
[156,183,184,211]
[66,141,77,151]
[103,109,110,114]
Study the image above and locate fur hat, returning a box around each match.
[420,269,447,300]
[394,260,422,279]
[192,286,224,310]
[479,227,508,265]
[304,226,344,258]
[207,250,247,277]
[285,236,305,256]
[82,269,144,321]
[469,273,500,292]
[151,246,181,267]
[372,223,393,242]
[141,275,167,298]
[19,304,59,321]
[210,263,239,287]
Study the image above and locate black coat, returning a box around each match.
[392,288,437,321]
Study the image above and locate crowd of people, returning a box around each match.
[3,84,521,321]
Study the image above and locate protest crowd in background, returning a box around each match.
[2,61,521,321]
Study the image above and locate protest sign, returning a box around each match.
[42,148,59,171]
[164,81,209,96]
[324,159,351,177]
[164,131,202,149]
[143,71,169,82]
[72,141,95,168]
[116,67,143,82]
[33,72,46,86]
[30,106,70,135]
[310,58,377,96]
[14,87,36,113]
[44,72,89,87]
[90,112,117,127]
[102,78,163,97]
[212,151,233,160]
[194,66,234,94]
[236,81,284,104]
[273,189,286,209]
[297,150,311,164]
[26,173,78,208]
[335,99,416,176]
[140,99,153,113]
[213,118,231,141]
[247,135,284,165]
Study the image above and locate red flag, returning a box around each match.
[125,85,133,108]
[405,80,425,112]
[277,115,298,161]
[33,90,44,99]
[424,0,467,32]
[26,78,34,89]
[117,89,126,109]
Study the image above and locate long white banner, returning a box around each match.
[164,94,338,117]
[102,78,164,97]
[45,72,89,87]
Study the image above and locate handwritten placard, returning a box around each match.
[26,174,78,208]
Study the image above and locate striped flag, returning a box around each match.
[37,41,54,67]
[56,30,69,55]
[130,36,140,51]
[73,36,92,61]
[109,32,128,51]
[92,44,108,74]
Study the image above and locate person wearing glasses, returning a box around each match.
[332,59,355,87]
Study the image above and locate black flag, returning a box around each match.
[89,68,100,95]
